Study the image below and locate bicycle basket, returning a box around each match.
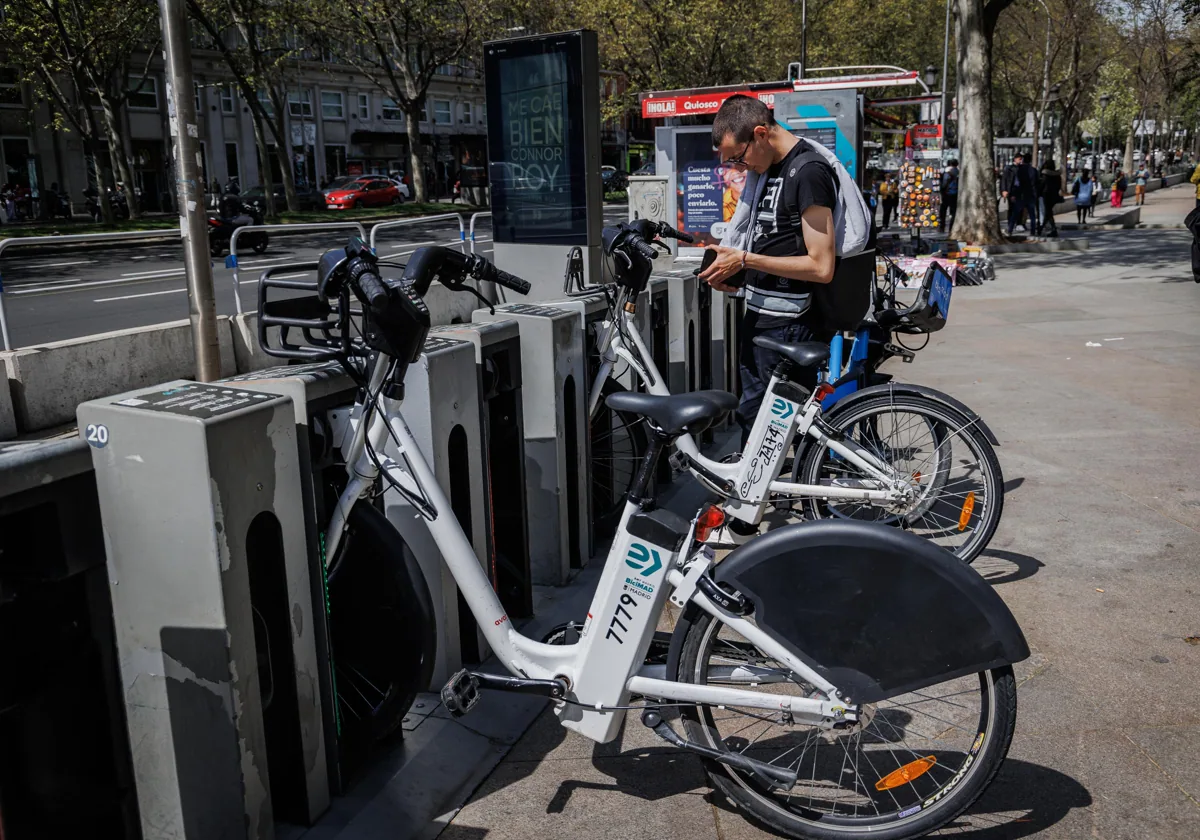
[875,262,951,334]
[257,262,356,361]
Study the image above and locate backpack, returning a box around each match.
[781,142,875,330]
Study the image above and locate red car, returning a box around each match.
[325,178,402,210]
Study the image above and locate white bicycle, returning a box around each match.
[574,220,1004,563]
[259,239,1027,840]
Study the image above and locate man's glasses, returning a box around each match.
[723,142,752,170]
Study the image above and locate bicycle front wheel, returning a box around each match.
[677,612,1017,840]
[793,394,1003,563]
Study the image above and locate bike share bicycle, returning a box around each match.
[257,238,1028,840]
[572,220,1004,563]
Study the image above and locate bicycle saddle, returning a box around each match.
[606,390,738,436]
[752,336,831,369]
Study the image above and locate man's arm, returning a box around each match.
[742,205,837,285]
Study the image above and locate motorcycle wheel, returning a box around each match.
[252,234,269,254]
[209,239,224,258]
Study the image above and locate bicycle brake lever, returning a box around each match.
[443,280,495,315]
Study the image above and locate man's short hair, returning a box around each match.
[712,95,772,147]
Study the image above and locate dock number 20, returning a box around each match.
[85,424,110,448]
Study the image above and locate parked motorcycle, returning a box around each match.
[207,198,267,257]
[42,189,73,221]
[83,188,130,223]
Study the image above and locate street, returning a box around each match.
[0,205,631,347]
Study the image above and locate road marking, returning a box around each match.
[40,260,96,268]
[8,277,134,295]
[95,288,186,303]
[388,239,437,249]
[271,272,310,280]
[119,268,186,280]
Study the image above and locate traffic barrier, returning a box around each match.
[368,213,466,254]
[0,229,184,352]
[79,381,329,836]
[227,221,369,314]
[468,211,491,254]
[1,316,236,436]
[473,303,589,584]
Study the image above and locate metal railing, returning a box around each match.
[227,222,368,314]
[468,212,491,254]
[368,213,466,255]
[0,229,183,351]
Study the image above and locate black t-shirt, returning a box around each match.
[744,140,838,325]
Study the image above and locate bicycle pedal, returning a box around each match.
[440,669,481,718]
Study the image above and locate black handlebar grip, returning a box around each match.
[657,222,694,243]
[490,266,531,295]
[355,268,390,311]
[631,238,659,261]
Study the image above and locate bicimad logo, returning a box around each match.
[770,398,794,420]
[624,542,663,577]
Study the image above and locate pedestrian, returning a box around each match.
[1191,159,1200,209]
[939,159,959,233]
[880,172,899,228]
[1071,169,1097,225]
[1088,172,1100,218]
[1111,170,1127,208]
[699,94,841,446]
[1038,159,1063,237]
[1134,164,1149,205]
[1002,152,1038,236]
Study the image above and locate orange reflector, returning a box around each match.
[912,471,922,482]
[695,504,725,542]
[814,383,836,401]
[958,492,976,531]
[875,756,937,791]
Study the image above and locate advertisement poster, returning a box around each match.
[485,36,587,245]
[674,131,744,247]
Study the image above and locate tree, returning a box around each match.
[186,0,303,217]
[0,0,159,221]
[951,0,1016,243]
[309,0,503,203]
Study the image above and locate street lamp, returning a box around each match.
[924,65,939,91]
[1099,93,1112,174]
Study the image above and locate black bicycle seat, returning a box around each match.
[606,390,738,436]
[752,337,831,369]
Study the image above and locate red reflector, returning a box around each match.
[695,504,725,542]
[815,383,835,400]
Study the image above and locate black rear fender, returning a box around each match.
[672,520,1028,705]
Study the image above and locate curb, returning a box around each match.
[988,238,1091,254]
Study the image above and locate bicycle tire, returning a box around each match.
[326,500,436,745]
[590,379,647,533]
[676,610,1017,840]
[792,393,1003,563]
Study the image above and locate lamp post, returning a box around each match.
[939,0,951,142]
[1099,93,1111,174]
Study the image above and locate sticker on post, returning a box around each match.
[84,423,110,448]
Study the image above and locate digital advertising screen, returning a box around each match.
[485,33,589,245]
[673,130,743,248]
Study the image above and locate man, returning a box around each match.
[698,95,838,447]
[1002,153,1038,236]
[940,159,959,233]
[1037,159,1063,237]
[879,172,899,228]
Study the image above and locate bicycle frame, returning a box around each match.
[587,288,908,525]
[326,353,854,745]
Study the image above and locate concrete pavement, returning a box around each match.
[432,226,1200,838]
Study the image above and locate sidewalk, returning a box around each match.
[1052,180,1196,229]
[435,228,1200,839]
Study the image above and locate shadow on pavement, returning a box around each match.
[998,229,1191,273]
[973,549,1044,585]
[1003,476,1025,494]
[545,745,705,814]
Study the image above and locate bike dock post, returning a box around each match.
[0,229,184,351]
[467,211,491,254]
[227,221,369,314]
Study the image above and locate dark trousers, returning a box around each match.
[737,313,827,446]
[940,194,957,232]
[881,199,898,228]
[1076,204,1088,224]
[1007,197,1037,235]
[1039,196,1058,235]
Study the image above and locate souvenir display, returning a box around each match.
[898,161,942,229]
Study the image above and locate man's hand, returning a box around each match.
[698,245,744,293]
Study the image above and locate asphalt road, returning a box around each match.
[0,205,631,348]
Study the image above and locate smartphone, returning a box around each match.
[693,247,745,287]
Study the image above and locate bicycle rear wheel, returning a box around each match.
[677,612,1016,840]
[792,394,1003,563]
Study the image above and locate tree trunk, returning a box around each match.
[952,0,1003,243]
[98,94,141,219]
[88,141,117,224]
[406,100,427,203]
[251,112,277,219]
[266,87,299,213]
[1123,130,1135,174]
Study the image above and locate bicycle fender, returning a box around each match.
[710,520,1028,705]
[826,382,1001,446]
[346,500,438,694]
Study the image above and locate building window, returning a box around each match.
[0,68,22,106]
[288,89,313,118]
[220,84,235,114]
[421,103,428,123]
[127,76,159,109]
[225,142,239,179]
[357,92,369,117]
[461,101,472,124]
[433,99,451,125]
[381,97,403,121]
[321,91,344,119]
[257,89,274,117]
[194,82,202,114]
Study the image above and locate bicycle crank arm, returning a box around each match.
[641,709,798,791]
[442,669,569,717]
